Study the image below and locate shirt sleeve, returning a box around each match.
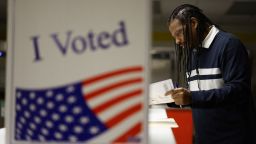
[191,37,251,106]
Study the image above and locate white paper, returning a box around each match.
[149,79,174,105]
[148,108,178,128]
[0,128,5,144]
[148,108,168,119]
[148,108,177,143]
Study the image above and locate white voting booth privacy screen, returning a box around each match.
[6,0,150,143]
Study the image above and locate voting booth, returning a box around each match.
[6,0,150,143]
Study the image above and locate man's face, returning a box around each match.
[169,19,185,48]
[169,18,197,48]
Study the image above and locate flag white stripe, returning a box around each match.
[84,84,142,108]
[96,97,142,122]
[87,112,142,144]
[84,73,142,93]
[186,68,221,77]
[189,78,224,91]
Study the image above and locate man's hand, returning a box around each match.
[165,88,192,105]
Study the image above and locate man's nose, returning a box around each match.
[175,38,181,45]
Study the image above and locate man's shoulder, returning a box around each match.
[216,31,240,43]
[216,31,247,55]
[214,31,243,47]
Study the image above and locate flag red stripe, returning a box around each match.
[83,66,143,85]
[84,78,143,100]
[105,103,142,128]
[112,122,141,143]
[93,89,143,114]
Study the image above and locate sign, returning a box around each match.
[6,0,150,143]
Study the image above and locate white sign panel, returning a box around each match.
[6,0,150,143]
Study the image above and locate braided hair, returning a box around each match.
[167,4,215,88]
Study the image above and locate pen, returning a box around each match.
[173,82,182,108]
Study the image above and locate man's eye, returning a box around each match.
[176,31,182,37]
[175,29,183,37]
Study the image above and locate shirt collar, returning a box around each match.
[202,25,219,48]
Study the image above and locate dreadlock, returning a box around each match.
[167,4,214,89]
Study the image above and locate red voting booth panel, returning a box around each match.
[166,109,193,144]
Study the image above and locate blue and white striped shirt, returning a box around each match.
[188,26,256,144]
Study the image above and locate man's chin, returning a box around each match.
[178,45,184,49]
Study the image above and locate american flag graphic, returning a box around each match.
[15,66,144,143]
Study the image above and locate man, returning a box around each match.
[166,4,256,144]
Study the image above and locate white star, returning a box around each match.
[16,92,21,99]
[46,102,54,109]
[56,94,64,101]
[24,111,30,118]
[27,129,33,136]
[52,113,60,121]
[16,104,21,111]
[59,124,68,132]
[29,92,36,99]
[41,128,49,135]
[54,132,63,139]
[69,135,78,142]
[29,123,36,130]
[80,116,89,124]
[90,126,99,134]
[74,126,83,134]
[25,135,31,140]
[72,106,82,114]
[40,109,47,117]
[22,98,28,105]
[29,104,36,111]
[38,135,45,141]
[46,90,53,97]
[20,117,26,124]
[34,116,41,124]
[65,115,74,123]
[59,105,67,113]
[66,86,75,93]
[46,120,53,128]
[16,129,21,134]
[67,96,76,104]
[17,122,23,129]
[37,97,44,105]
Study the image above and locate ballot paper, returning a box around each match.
[149,118,178,128]
[0,128,5,144]
[149,79,175,105]
[148,108,178,128]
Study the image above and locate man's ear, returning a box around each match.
[191,17,198,29]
